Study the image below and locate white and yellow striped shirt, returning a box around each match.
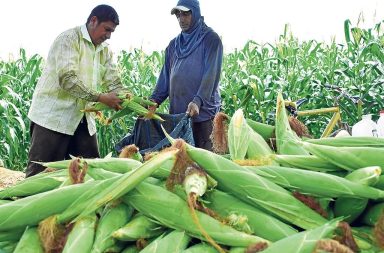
[28,25,123,136]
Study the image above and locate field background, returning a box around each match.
[1,20,384,171]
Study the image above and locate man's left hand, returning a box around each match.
[186,102,199,117]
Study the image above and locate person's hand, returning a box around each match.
[148,99,158,112]
[186,102,199,117]
[98,92,122,111]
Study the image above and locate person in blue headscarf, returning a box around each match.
[150,0,223,151]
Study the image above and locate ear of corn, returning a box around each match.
[306,136,384,147]
[228,109,250,161]
[184,143,327,229]
[246,125,277,164]
[0,180,101,231]
[91,202,134,253]
[301,141,384,171]
[275,93,309,155]
[121,245,140,253]
[123,181,270,247]
[62,215,97,253]
[361,202,384,226]
[13,227,43,253]
[246,118,275,141]
[271,154,342,172]
[112,214,165,241]
[0,170,67,199]
[247,165,384,199]
[204,189,297,241]
[259,219,341,253]
[0,228,24,241]
[139,230,191,253]
[73,149,177,221]
[182,243,219,253]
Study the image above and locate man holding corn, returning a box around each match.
[150,0,223,150]
[26,5,126,177]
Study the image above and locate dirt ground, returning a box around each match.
[0,167,25,190]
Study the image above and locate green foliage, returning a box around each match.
[2,20,384,170]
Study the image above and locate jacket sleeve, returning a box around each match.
[150,45,172,105]
[56,33,100,102]
[192,32,223,108]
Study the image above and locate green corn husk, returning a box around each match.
[183,144,327,229]
[375,175,384,190]
[361,202,384,226]
[247,165,384,199]
[123,182,270,247]
[81,102,111,112]
[306,136,384,147]
[260,219,341,253]
[182,243,219,253]
[204,189,297,241]
[228,247,246,253]
[246,118,275,141]
[0,228,24,241]
[109,99,164,122]
[0,241,17,253]
[228,109,250,161]
[0,180,102,231]
[73,149,177,221]
[271,154,342,172]
[42,157,142,173]
[13,227,43,253]
[0,170,67,199]
[275,92,309,155]
[62,214,97,253]
[112,214,165,241]
[140,230,191,253]
[0,200,11,205]
[334,166,382,223]
[132,96,157,107]
[246,124,277,164]
[301,141,384,171]
[91,202,134,253]
[121,245,140,253]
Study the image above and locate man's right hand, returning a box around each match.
[98,92,122,111]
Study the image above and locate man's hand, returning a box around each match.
[186,102,199,117]
[148,99,158,112]
[98,92,122,111]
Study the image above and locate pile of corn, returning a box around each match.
[1,93,384,253]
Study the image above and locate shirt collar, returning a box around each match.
[80,24,108,50]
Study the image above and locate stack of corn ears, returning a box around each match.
[1,92,384,252]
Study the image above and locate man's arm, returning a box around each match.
[150,46,172,106]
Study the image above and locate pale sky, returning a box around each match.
[1,0,383,60]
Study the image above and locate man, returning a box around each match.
[26,5,125,177]
[150,0,223,151]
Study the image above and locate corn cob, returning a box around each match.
[0,170,67,199]
[260,219,341,253]
[0,180,102,231]
[140,230,191,253]
[91,202,134,253]
[182,243,219,253]
[112,214,165,241]
[275,93,309,155]
[271,154,342,172]
[13,227,44,253]
[300,141,384,171]
[62,215,97,253]
[247,165,384,199]
[228,109,250,161]
[306,136,384,147]
[182,142,327,229]
[42,157,142,174]
[246,118,275,141]
[123,181,270,247]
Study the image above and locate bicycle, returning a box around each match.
[284,84,362,138]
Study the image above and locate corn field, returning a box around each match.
[1,20,384,171]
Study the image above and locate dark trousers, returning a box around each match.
[26,118,100,177]
[192,119,213,151]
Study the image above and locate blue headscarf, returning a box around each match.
[173,0,212,59]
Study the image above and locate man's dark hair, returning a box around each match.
[86,4,119,25]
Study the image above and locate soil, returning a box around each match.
[0,167,25,190]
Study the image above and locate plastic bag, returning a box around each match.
[115,113,195,154]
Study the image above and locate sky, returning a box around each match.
[1,0,384,60]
